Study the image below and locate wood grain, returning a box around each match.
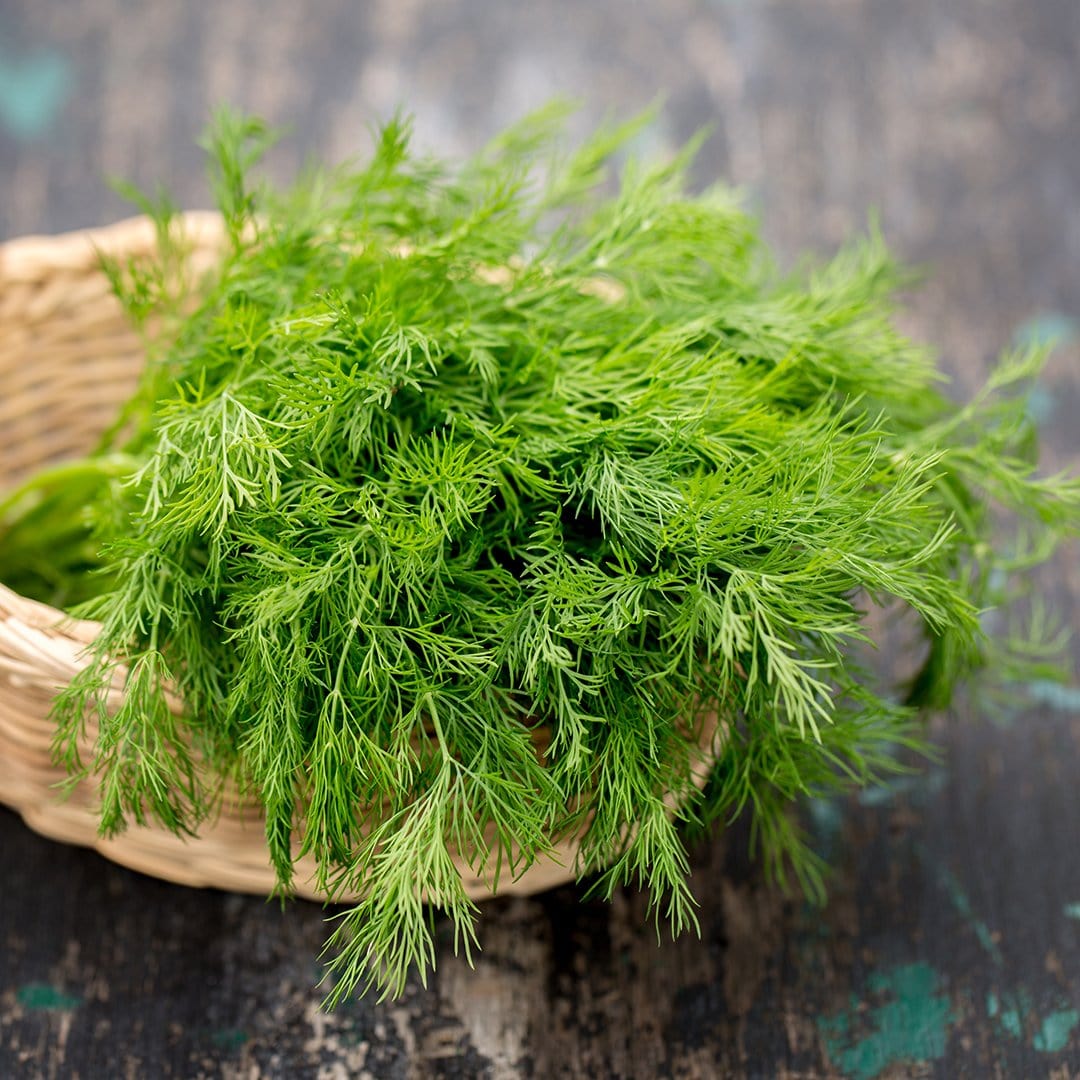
[1,0,1079,1075]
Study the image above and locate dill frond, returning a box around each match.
[3,104,1075,1003]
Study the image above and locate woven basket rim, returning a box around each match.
[0,210,224,279]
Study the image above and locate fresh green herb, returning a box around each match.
[5,103,1077,1002]
[0,456,136,609]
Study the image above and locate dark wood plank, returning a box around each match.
[2,0,1079,1075]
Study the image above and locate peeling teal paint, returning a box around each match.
[0,46,73,139]
[17,983,82,1010]
[211,1028,250,1050]
[1033,1010,1080,1053]
[987,990,1079,1054]
[924,854,1079,1058]
[818,964,954,1080]
[1024,384,1056,426]
[1025,680,1080,714]
[1013,312,1079,351]
[932,861,1003,966]
[807,795,844,858]
[987,991,1024,1038]
[856,767,946,807]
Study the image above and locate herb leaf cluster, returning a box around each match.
[20,105,1077,1001]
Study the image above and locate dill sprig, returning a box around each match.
[8,103,1076,1002]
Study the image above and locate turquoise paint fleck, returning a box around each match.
[1025,384,1055,426]
[818,964,954,1080]
[211,1028,250,1050]
[1063,902,1080,921]
[1033,1010,1079,1053]
[986,991,1024,1038]
[856,767,946,807]
[931,861,1003,966]
[0,47,73,138]
[807,796,844,858]
[17,983,82,1010]
[987,990,1079,1054]
[1013,312,1079,350]
[998,1005,1024,1038]
[1025,680,1080,714]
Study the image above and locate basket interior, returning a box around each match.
[0,213,227,492]
[0,270,144,490]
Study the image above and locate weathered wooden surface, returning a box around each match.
[2,1,1079,1076]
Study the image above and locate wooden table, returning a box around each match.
[2,1,1079,1075]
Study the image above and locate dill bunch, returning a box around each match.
[12,104,1077,1002]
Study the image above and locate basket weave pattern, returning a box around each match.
[0,213,596,901]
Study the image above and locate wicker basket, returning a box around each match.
[0,212,714,905]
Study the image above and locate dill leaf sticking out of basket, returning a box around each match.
[9,103,1076,1002]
